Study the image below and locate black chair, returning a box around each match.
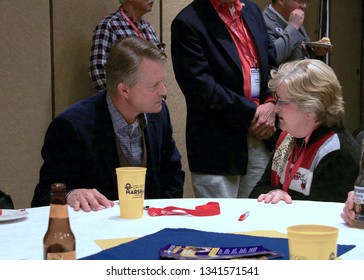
[0,190,14,209]
[353,126,364,147]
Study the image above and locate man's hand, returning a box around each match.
[340,191,355,226]
[67,188,115,212]
[249,102,276,140]
[311,46,329,56]
[289,8,305,30]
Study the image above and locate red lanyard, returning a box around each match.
[282,135,310,192]
[216,7,258,68]
[239,20,258,68]
[145,202,220,217]
[118,6,150,41]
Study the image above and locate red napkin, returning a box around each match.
[145,202,220,217]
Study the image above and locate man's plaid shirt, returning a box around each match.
[89,8,161,91]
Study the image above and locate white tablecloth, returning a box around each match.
[0,198,363,260]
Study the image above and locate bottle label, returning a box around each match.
[46,251,76,260]
[354,186,364,203]
[49,204,69,219]
[354,186,364,221]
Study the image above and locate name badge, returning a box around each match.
[250,68,260,98]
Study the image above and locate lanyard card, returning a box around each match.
[250,67,260,98]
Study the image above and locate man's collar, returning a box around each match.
[106,92,148,129]
[268,5,288,24]
[210,0,243,12]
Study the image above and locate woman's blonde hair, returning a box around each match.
[269,59,345,127]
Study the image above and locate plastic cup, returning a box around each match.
[115,167,146,219]
[287,224,339,260]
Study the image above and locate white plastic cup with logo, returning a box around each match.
[115,167,147,219]
[287,224,339,260]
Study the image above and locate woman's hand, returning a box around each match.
[257,189,292,204]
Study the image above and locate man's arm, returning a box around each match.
[89,22,113,91]
[159,102,185,198]
[31,117,114,210]
[263,8,306,64]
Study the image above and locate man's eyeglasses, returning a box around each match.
[274,92,295,106]
[293,0,310,6]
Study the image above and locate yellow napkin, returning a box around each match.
[95,237,139,249]
[234,230,287,238]
[95,230,287,250]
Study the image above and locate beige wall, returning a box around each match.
[0,0,51,209]
[330,0,363,130]
[162,1,193,198]
[1,0,363,208]
[53,0,120,114]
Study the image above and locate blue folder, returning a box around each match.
[81,228,355,260]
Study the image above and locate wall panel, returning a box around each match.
[330,0,362,132]
[161,0,194,197]
[53,0,161,115]
[53,0,119,115]
[0,0,51,208]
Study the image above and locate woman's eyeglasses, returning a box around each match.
[274,92,295,106]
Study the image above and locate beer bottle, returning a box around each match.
[354,139,364,229]
[43,183,76,259]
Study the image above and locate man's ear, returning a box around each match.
[117,83,129,98]
[277,0,285,7]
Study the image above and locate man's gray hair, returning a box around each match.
[105,36,167,95]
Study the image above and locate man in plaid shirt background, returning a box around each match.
[89,0,163,91]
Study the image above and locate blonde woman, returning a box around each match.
[249,59,359,203]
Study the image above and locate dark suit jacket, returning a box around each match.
[171,0,277,175]
[31,91,184,207]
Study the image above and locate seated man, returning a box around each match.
[32,37,185,211]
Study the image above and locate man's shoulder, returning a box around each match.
[95,10,124,28]
[263,6,277,18]
[174,1,199,18]
[243,0,259,8]
[263,6,276,19]
[56,92,106,123]
[172,0,214,27]
[242,0,263,13]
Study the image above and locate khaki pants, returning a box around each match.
[192,133,271,198]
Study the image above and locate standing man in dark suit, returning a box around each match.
[32,37,184,211]
[171,0,277,198]
[263,0,329,65]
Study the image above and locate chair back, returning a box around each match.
[353,126,364,147]
[0,190,14,209]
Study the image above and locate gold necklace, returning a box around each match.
[293,139,305,162]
